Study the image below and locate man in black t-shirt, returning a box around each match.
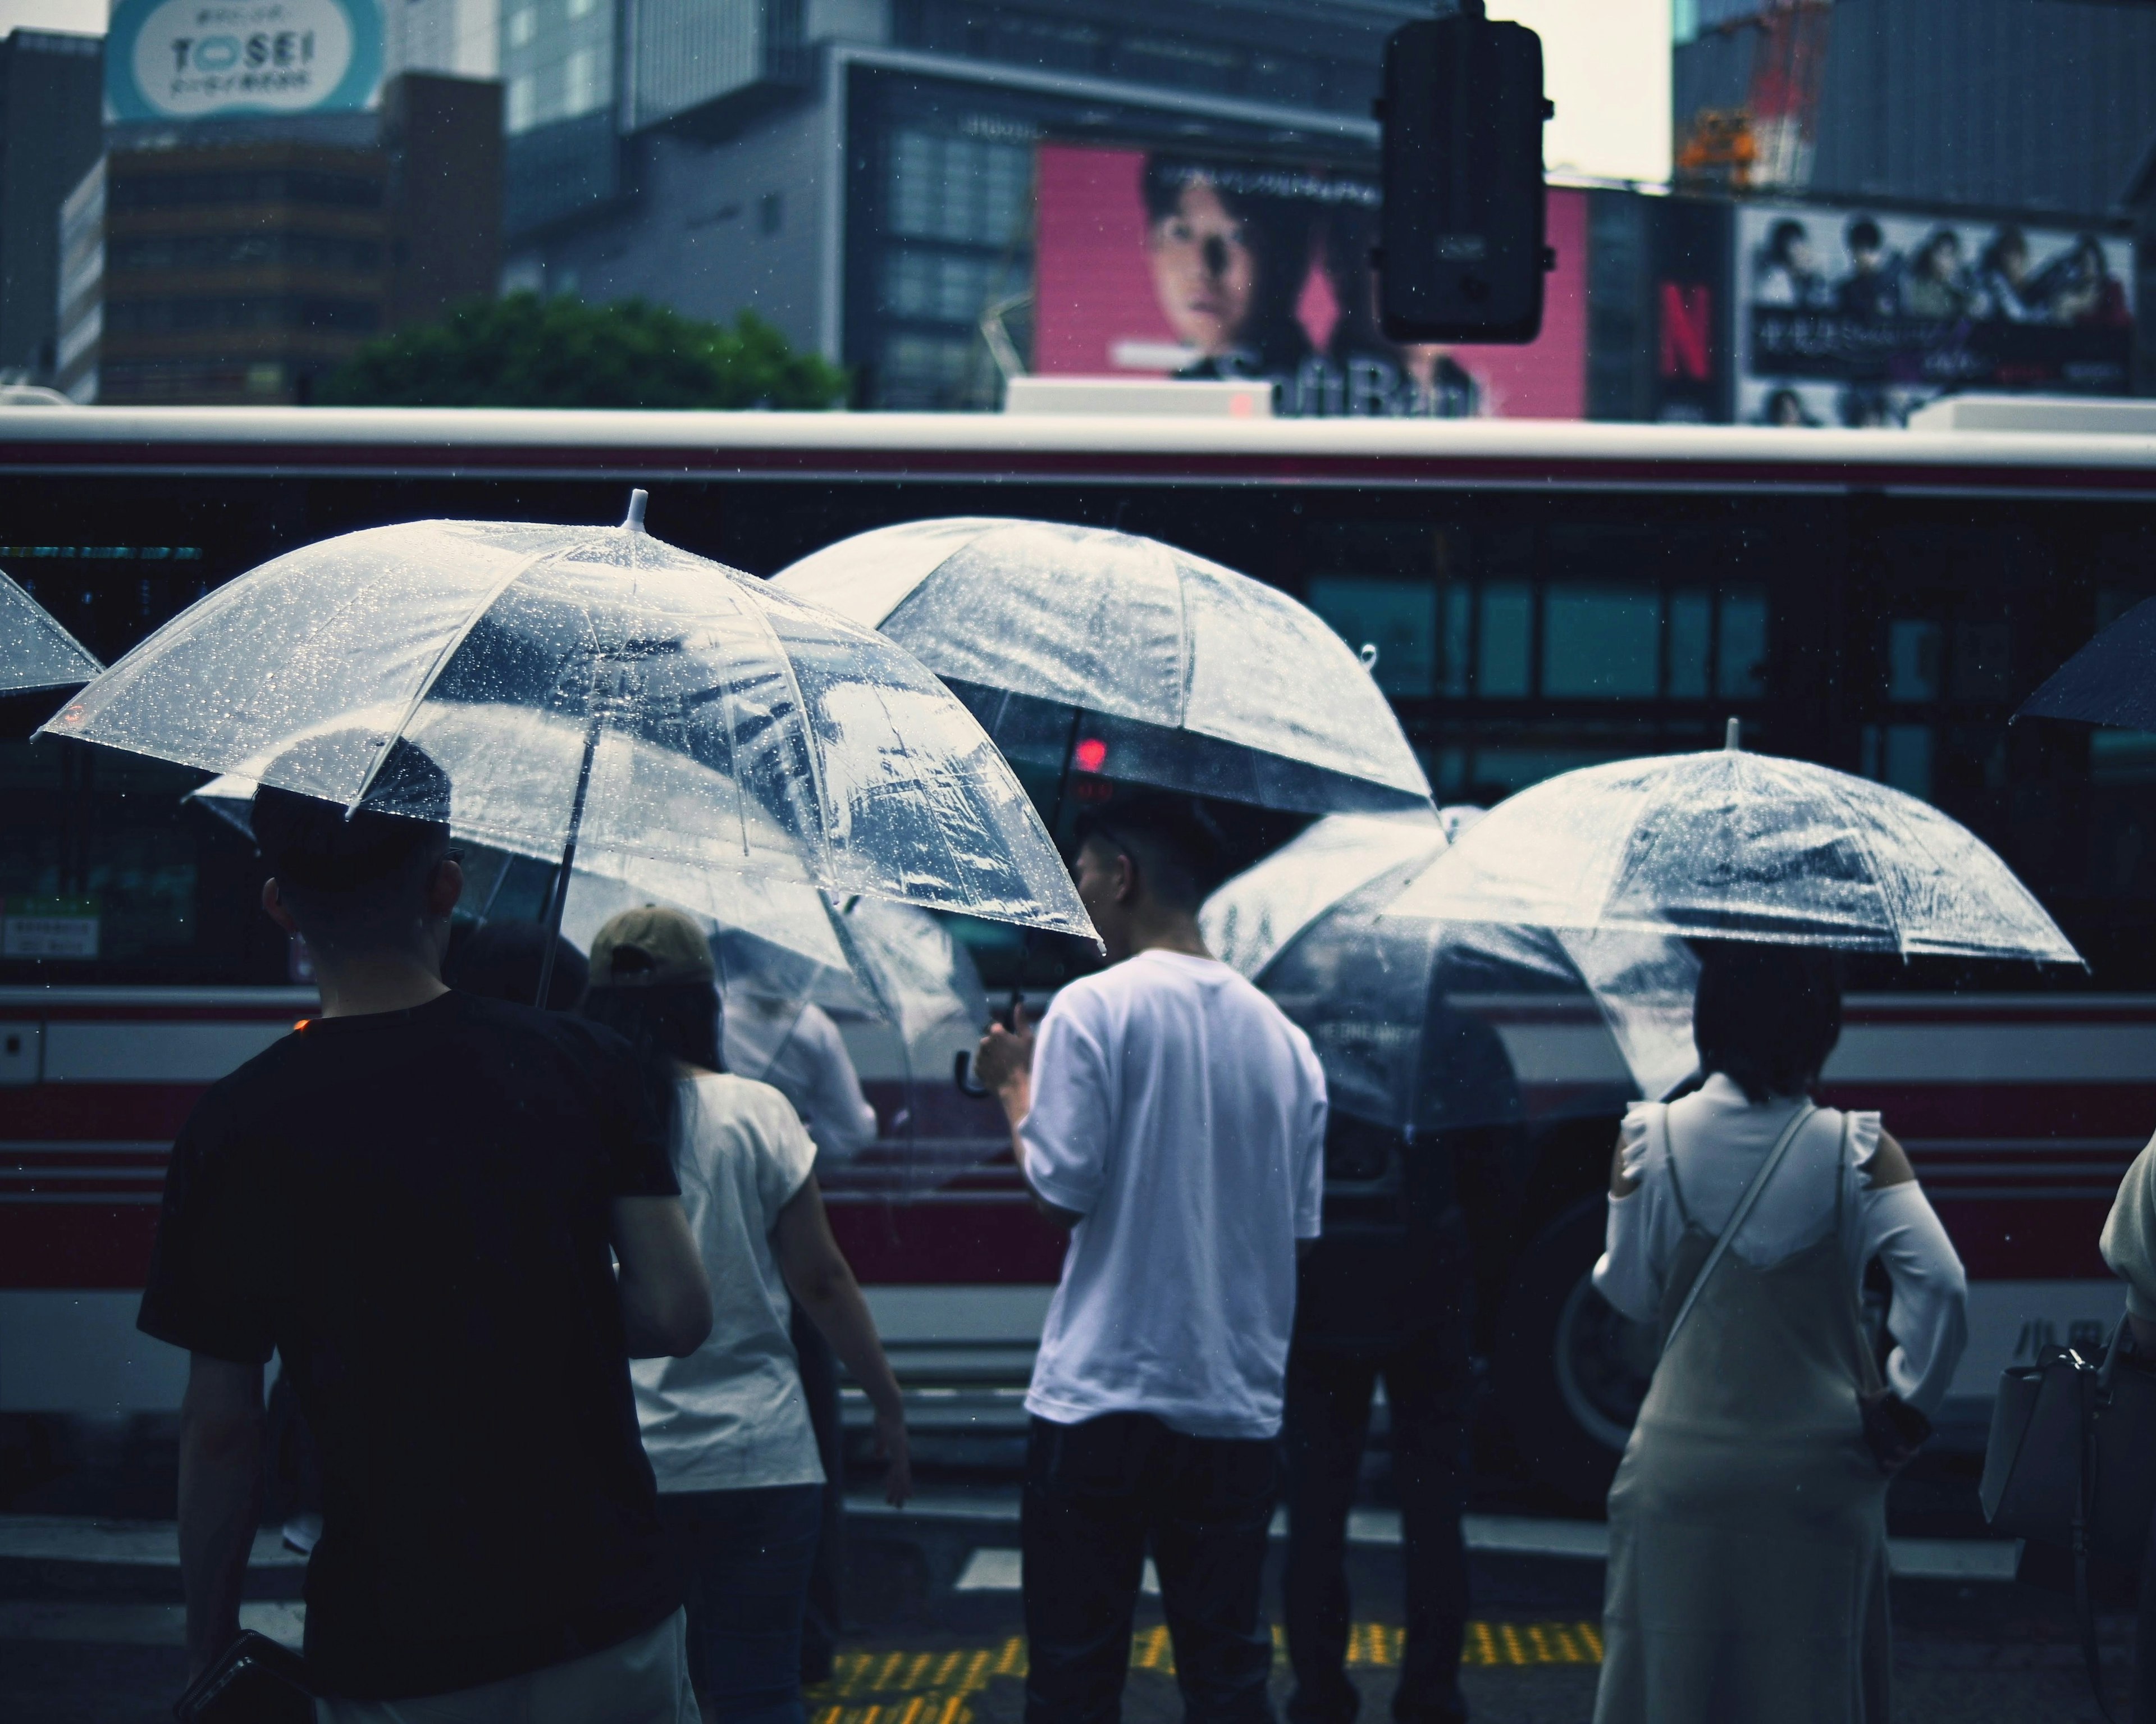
[140,740,712,1718]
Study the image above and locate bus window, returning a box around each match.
[1887,619,1942,703]
[1305,575,1437,697]
[1716,590,1769,699]
[1478,583,1533,697]
[1542,586,1659,699]
[1668,590,1711,699]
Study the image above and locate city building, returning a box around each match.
[57,74,503,406]
[57,0,501,406]
[498,1,1433,409]
[1674,0,2156,219]
[0,30,103,384]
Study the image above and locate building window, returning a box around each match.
[568,0,598,15]
[508,6,535,47]
[887,129,1030,247]
[506,74,535,131]
[564,47,602,116]
[880,332,981,410]
[760,193,783,236]
[883,250,1010,322]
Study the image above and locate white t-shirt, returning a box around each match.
[1593,1074,1969,1414]
[1021,950,1328,1440]
[724,997,879,1165]
[632,1072,825,1492]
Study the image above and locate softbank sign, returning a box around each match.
[106,0,384,122]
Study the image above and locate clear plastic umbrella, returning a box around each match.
[771,517,1432,817]
[46,501,1094,984]
[1385,724,2080,963]
[1204,811,1700,1133]
[559,873,992,1197]
[0,569,101,694]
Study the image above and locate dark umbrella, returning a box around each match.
[2018,596,2156,730]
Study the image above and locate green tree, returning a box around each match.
[316,293,848,409]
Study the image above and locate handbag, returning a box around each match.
[172,1629,315,1724]
[1980,1310,2156,1721]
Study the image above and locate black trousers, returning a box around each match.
[1282,1321,1473,1724]
[791,1300,845,1681]
[1022,1412,1280,1724]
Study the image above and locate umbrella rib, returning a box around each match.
[1170,546,1194,730]
[1820,768,1908,957]
[342,546,560,815]
[729,585,838,887]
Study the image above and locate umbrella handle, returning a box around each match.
[953,1051,992,1098]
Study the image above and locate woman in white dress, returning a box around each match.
[1591,943,1968,1724]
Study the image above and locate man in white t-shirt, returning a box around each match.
[975,795,1327,1724]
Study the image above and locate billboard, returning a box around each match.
[1737,202,2135,426]
[106,0,385,123]
[1034,144,1588,419]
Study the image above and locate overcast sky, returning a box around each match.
[0,0,1673,183]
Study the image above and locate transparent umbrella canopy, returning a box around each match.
[0,569,101,694]
[47,505,1094,964]
[1385,726,2080,964]
[1203,811,1700,1133]
[190,768,993,1189]
[770,517,1432,817]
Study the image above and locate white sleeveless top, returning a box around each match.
[1592,1073,1970,1414]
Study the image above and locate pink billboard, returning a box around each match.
[1034,144,1588,419]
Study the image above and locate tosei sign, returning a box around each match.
[106,0,384,122]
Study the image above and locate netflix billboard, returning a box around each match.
[1033,143,1591,419]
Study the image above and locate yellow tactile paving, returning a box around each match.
[807,1621,1602,1724]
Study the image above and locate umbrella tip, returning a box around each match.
[1724,715,1741,752]
[623,489,648,532]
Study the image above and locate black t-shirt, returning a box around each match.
[139,990,682,1700]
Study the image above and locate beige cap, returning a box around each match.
[587,905,715,988]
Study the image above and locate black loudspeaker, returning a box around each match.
[1377,1,1551,344]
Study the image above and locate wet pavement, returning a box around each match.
[0,1492,2132,1723]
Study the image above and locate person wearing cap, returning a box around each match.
[141,738,713,1721]
[972,793,1328,1724]
[721,988,879,1686]
[583,905,913,1724]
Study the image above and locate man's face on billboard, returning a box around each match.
[1146,179,1256,356]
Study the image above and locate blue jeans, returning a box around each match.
[658,1483,824,1724]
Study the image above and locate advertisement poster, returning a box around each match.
[106,0,385,123]
[1737,203,2135,426]
[1034,144,1588,419]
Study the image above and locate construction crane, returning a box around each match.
[1675,0,1833,192]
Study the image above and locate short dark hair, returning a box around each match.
[1846,216,1883,252]
[445,921,588,1011]
[1075,793,1222,913]
[250,737,452,952]
[1691,941,1843,1105]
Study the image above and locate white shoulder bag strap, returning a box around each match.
[1659,1099,1819,1358]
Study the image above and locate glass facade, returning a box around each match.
[501,0,617,136]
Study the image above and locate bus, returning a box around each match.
[4,403,2154,1507]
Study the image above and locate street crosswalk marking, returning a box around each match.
[805,1618,1607,1723]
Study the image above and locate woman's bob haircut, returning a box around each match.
[1690,941,1843,1105]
